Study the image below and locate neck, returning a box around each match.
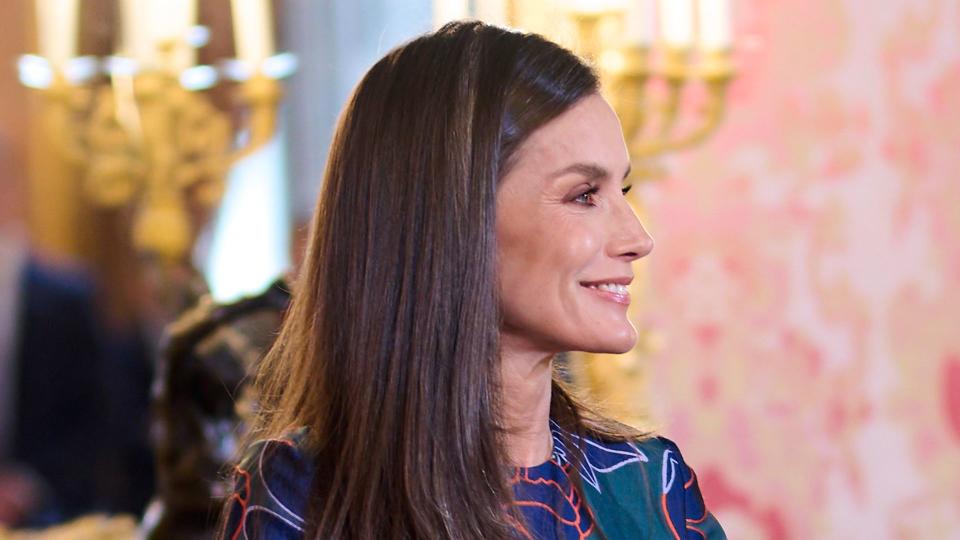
[499,335,555,467]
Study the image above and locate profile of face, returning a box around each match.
[496,93,654,357]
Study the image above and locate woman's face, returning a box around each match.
[496,93,653,357]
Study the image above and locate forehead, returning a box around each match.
[509,93,629,178]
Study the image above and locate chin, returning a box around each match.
[582,326,638,355]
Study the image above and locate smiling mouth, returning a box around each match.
[580,281,631,305]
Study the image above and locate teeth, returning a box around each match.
[593,283,629,295]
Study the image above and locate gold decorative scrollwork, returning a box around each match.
[34,68,284,265]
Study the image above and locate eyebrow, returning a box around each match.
[546,162,632,183]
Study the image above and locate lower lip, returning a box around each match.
[582,285,630,306]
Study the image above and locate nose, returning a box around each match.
[607,200,654,262]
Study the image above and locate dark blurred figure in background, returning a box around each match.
[142,279,289,540]
[0,232,155,527]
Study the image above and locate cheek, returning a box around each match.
[559,225,602,274]
[497,218,555,328]
[497,215,606,330]
[500,215,600,289]
[497,236,547,313]
[531,217,605,290]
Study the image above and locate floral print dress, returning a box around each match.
[221,422,725,539]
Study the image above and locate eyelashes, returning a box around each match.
[572,184,633,206]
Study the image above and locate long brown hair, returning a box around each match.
[250,21,639,539]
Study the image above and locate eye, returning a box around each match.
[573,186,600,206]
[622,185,633,196]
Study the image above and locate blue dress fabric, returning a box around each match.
[221,422,725,539]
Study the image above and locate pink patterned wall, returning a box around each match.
[639,0,960,538]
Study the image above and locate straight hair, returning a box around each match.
[245,21,642,539]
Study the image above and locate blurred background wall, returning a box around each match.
[637,1,960,538]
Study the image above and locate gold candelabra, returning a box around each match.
[22,0,293,267]
[570,8,735,180]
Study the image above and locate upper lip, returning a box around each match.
[579,276,634,287]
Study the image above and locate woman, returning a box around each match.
[221,21,725,539]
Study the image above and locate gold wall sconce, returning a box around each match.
[568,0,735,180]
[20,0,296,266]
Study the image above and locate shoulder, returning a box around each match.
[633,435,688,487]
[560,428,727,539]
[630,435,696,499]
[220,429,313,540]
[638,435,727,540]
